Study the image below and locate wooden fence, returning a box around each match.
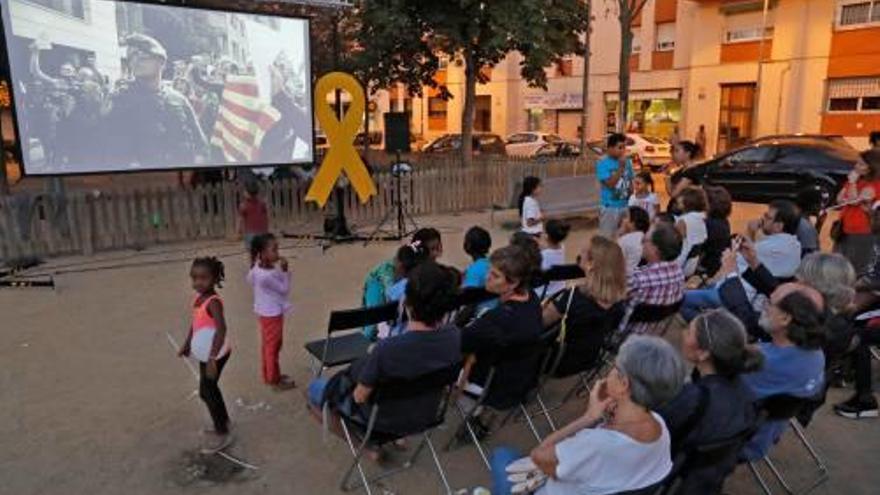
[0,156,596,261]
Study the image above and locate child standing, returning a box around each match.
[539,219,571,297]
[628,171,659,220]
[178,257,233,453]
[519,176,544,235]
[247,234,295,391]
[240,180,269,254]
[463,226,492,288]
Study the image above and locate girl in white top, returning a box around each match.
[524,336,685,495]
[674,187,708,276]
[539,219,571,297]
[520,176,544,235]
[628,171,659,220]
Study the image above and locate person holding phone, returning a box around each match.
[597,133,634,238]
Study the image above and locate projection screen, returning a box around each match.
[0,0,313,175]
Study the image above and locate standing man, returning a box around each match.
[102,34,207,168]
[597,133,634,238]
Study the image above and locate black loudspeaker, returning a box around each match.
[384,112,411,153]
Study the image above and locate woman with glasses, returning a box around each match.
[658,309,763,494]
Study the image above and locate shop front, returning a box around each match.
[603,89,682,139]
[524,92,584,140]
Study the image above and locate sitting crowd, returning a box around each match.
[301,134,880,494]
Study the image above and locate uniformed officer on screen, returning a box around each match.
[102,34,207,168]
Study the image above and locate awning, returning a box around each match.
[828,77,880,99]
[604,89,682,102]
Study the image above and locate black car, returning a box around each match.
[672,136,859,213]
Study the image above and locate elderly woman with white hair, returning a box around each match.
[491,336,686,495]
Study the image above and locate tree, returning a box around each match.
[354,0,588,167]
[609,0,648,133]
[580,1,593,158]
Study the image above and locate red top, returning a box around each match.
[240,196,269,235]
[839,180,879,235]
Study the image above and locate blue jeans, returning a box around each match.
[491,446,522,495]
[308,377,329,407]
[681,287,723,322]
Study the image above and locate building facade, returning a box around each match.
[376,0,880,155]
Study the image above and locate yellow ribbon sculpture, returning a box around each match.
[306,72,377,207]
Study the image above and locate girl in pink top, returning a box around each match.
[247,234,295,390]
[177,256,232,453]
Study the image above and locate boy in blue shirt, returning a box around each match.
[597,133,634,238]
[463,226,492,288]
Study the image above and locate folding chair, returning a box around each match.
[745,394,829,495]
[658,427,755,495]
[448,342,548,470]
[620,299,684,338]
[336,364,461,494]
[304,302,400,377]
[535,264,586,300]
[448,287,497,327]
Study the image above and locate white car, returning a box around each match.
[505,132,564,157]
[625,133,672,171]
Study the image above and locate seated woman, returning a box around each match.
[701,186,733,278]
[308,261,462,454]
[542,236,627,377]
[740,283,825,461]
[674,187,708,277]
[460,244,544,411]
[492,336,686,495]
[658,309,762,494]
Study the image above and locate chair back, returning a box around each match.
[328,302,400,334]
[628,299,683,324]
[534,264,586,287]
[482,337,547,409]
[758,394,810,421]
[455,287,496,307]
[370,364,462,436]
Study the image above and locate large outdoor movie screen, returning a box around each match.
[1,0,313,175]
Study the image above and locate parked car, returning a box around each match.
[533,140,602,160]
[671,136,860,213]
[421,133,507,155]
[750,133,854,149]
[626,133,672,171]
[505,132,564,157]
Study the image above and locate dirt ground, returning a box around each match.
[2,203,879,495]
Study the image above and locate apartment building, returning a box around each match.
[377,0,880,155]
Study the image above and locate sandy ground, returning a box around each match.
[2,201,879,495]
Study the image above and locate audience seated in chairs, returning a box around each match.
[491,336,686,495]
[658,309,762,495]
[617,206,651,275]
[739,283,825,461]
[625,223,686,336]
[542,236,628,378]
[459,244,544,412]
[673,187,708,277]
[700,186,733,279]
[538,219,572,298]
[307,261,462,460]
[680,200,803,323]
[361,228,443,340]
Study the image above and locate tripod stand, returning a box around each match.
[365,151,418,245]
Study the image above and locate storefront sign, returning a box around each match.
[524,93,582,110]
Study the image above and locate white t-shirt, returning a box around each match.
[736,233,802,310]
[675,211,708,275]
[522,196,544,234]
[628,193,659,220]
[539,247,566,297]
[618,231,644,275]
[538,412,672,495]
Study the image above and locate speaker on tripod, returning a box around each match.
[365,113,418,244]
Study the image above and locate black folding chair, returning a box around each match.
[448,341,548,470]
[659,427,756,495]
[745,394,829,495]
[336,364,461,494]
[619,299,684,338]
[304,302,400,377]
[449,287,497,327]
[535,264,586,300]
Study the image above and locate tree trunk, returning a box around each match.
[579,2,593,156]
[461,49,477,169]
[617,10,633,133]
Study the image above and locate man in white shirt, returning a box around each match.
[617,206,651,274]
[681,200,802,320]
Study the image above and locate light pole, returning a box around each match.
[752,0,771,139]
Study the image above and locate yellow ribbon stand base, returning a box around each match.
[306,72,377,208]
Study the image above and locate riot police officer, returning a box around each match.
[103,34,207,168]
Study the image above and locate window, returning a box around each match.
[26,0,85,19]
[725,26,774,43]
[655,23,676,52]
[631,27,642,54]
[838,1,880,27]
[729,146,774,163]
[507,134,537,144]
[826,77,880,112]
[428,97,448,131]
